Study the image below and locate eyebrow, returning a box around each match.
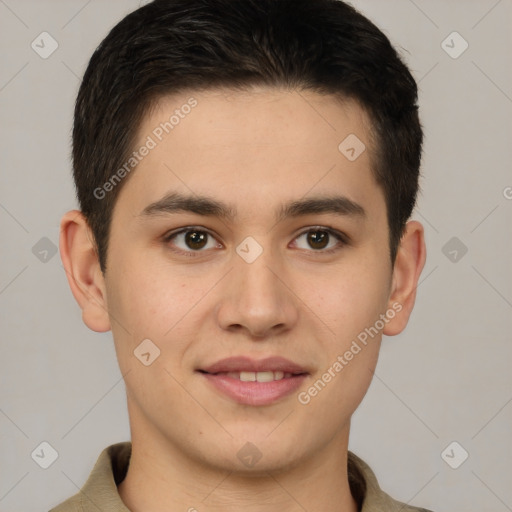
[139,192,366,222]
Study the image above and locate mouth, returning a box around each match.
[197,356,309,406]
[199,370,302,382]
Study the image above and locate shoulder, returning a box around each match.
[48,442,132,512]
[348,451,435,512]
[49,494,82,512]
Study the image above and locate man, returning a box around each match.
[53,0,430,510]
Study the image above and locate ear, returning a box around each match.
[59,210,111,332]
[383,220,426,336]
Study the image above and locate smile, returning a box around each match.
[211,371,295,382]
[197,356,310,406]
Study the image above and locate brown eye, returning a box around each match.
[293,227,346,253]
[307,230,330,250]
[185,230,208,250]
[165,228,220,255]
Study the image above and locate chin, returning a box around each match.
[191,434,307,475]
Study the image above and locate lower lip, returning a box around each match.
[200,372,308,406]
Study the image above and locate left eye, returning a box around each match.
[293,228,344,251]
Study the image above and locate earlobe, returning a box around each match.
[383,220,426,336]
[59,210,111,333]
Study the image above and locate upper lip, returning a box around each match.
[199,356,309,374]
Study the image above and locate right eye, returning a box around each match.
[163,227,223,256]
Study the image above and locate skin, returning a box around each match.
[60,87,426,512]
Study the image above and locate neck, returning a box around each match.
[119,406,358,512]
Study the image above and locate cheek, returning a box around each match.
[315,252,390,407]
[105,256,218,373]
[104,265,193,409]
[301,255,391,343]
[106,256,182,332]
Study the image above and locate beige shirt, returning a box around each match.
[50,442,433,512]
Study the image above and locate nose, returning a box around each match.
[215,248,299,339]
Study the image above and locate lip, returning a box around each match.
[200,356,308,374]
[198,356,309,406]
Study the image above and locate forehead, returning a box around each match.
[116,87,383,221]
[147,86,374,150]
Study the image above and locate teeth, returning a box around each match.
[256,371,274,382]
[224,371,288,381]
[240,371,256,382]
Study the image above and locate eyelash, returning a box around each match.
[162,226,348,257]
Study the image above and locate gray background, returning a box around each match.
[1,0,511,510]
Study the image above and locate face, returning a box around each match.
[99,88,399,472]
